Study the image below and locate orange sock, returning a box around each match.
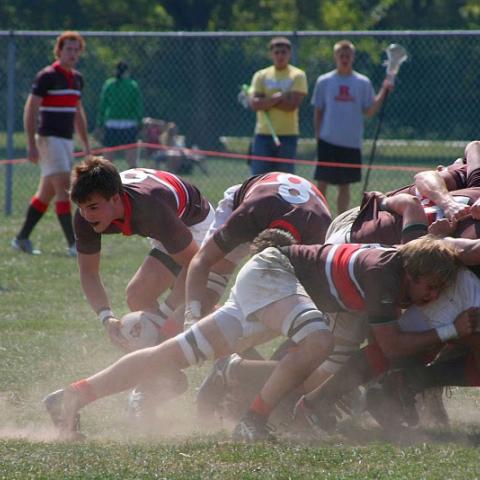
[70,379,97,405]
[250,394,272,417]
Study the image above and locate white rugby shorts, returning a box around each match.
[325,206,360,244]
[201,184,250,264]
[36,135,74,177]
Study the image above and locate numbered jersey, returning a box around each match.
[213,172,332,253]
[75,168,211,255]
[351,188,480,245]
[281,243,404,325]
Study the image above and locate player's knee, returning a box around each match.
[175,324,215,367]
[300,330,334,369]
[282,306,331,345]
[321,344,357,375]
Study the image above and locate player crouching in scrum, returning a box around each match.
[44,229,334,442]
[44,230,470,442]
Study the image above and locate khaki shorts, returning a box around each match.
[325,206,360,244]
[225,247,310,321]
[36,135,74,177]
[216,247,331,350]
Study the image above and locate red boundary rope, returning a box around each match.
[0,142,427,173]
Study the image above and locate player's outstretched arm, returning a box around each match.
[164,239,200,322]
[185,237,233,326]
[372,315,476,360]
[78,252,109,313]
[78,252,129,350]
[414,169,470,221]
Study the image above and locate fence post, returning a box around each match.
[5,31,16,216]
[291,30,298,65]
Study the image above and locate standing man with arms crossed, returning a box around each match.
[312,40,392,214]
[249,37,308,175]
[12,31,90,256]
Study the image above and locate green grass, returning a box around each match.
[1,146,480,479]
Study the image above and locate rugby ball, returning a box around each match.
[120,311,163,350]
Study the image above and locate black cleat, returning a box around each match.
[196,355,237,418]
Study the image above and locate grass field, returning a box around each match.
[1,147,480,479]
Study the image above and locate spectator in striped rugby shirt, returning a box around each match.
[12,31,90,257]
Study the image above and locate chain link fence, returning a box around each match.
[2,30,480,215]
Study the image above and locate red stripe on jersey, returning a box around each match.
[112,193,133,235]
[268,219,302,242]
[152,171,188,217]
[331,244,365,310]
[52,60,75,88]
[310,183,329,210]
[42,94,80,108]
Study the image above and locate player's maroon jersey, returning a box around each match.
[351,188,480,244]
[281,243,404,325]
[350,192,403,245]
[75,168,211,255]
[213,172,332,253]
[32,61,84,139]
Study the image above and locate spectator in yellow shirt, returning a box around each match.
[249,37,308,175]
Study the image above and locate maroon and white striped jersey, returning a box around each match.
[213,172,332,253]
[32,61,84,139]
[75,168,211,255]
[281,243,405,325]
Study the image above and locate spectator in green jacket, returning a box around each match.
[97,61,143,167]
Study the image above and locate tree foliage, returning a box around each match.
[1,0,479,31]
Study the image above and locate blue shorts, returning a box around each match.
[250,134,298,175]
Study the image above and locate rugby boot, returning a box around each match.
[232,410,276,443]
[293,395,337,436]
[196,354,240,418]
[43,389,85,441]
[11,237,41,255]
[416,386,449,427]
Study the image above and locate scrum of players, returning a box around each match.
[43,140,480,442]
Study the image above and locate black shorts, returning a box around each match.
[104,126,138,147]
[314,139,362,185]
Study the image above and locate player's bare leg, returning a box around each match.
[233,295,333,442]
[44,312,234,439]
[126,255,176,312]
